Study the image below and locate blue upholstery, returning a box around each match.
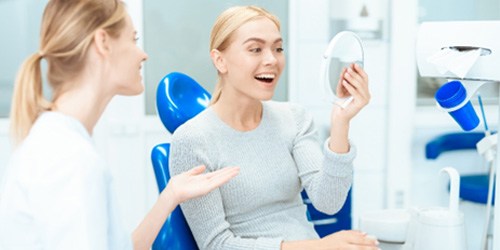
[151,144,199,250]
[425,132,485,160]
[301,190,352,237]
[151,72,210,250]
[156,72,211,134]
[425,132,495,205]
[460,174,495,204]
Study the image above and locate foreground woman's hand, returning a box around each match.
[320,230,379,249]
[281,229,379,250]
[164,165,240,204]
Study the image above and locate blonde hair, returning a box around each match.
[10,0,127,144]
[209,5,280,105]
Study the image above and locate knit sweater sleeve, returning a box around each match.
[169,122,283,250]
[290,104,355,215]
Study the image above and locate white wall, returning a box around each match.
[385,0,418,210]
[0,0,47,177]
[289,0,391,228]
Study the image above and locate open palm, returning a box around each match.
[165,165,240,204]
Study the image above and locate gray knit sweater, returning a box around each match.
[169,101,355,250]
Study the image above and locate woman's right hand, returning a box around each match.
[162,165,240,204]
[332,63,370,122]
[320,230,379,250]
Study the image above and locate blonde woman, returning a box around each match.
[0,1,239,249]
[169,5,378,250]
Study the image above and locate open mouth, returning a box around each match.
[255,73,275,83]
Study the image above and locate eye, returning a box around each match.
[276,47,284,53]
[249,47,262,53]
[134,36,140,43]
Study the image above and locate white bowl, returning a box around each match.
[358,209,411,243]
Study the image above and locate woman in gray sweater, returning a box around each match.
[169,5,378,250]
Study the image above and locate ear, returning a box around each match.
[93,29,112,57]
[210,49,227,74]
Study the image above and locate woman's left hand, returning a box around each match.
[333,63,370,122]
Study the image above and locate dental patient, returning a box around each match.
[169,5,379,250]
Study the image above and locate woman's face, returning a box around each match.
[220,17,285,101]
[108,14,148,96]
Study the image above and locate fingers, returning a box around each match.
[353,63,369,82]
[336,68,349,98]
[344,67,368,94]
[345,230,379,248]
[170,166,239,203]
[352,234,379,247]
[323,230,380,250]
[187,165,206,175]
[204,167,240,190]
[203,166,238,179]
[342,64,370,105]
[188,165,239,180]
[216,167,239,179]
[341,79,356,97]
[213,166,240,180]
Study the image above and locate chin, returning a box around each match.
[132,86,145,95]
[121,84,144,96]
[260,93,274,101]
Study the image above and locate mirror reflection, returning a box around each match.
[322,31,364,107]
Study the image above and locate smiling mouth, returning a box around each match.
[255,74,275,83]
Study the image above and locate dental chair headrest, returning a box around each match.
[156,72,211,134]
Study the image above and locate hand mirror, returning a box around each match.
[320,31,364,108]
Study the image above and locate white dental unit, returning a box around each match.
[358,21,500,250]
[416,21,500,250]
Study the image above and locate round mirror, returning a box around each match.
[320,31,364,108]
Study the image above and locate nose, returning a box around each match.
[142,49,149,61]
[263,49,278,65]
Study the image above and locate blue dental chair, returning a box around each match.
[151,72,210,250]
[150,72,352,249]
[425,132,495,204]
[301,189,352,237]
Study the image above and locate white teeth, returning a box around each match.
[255,74,275,79]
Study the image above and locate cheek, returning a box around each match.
[278,56,286,69]
[229,51,254,67]
[227,58,248,75]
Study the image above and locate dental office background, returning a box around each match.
[1,0,500,248]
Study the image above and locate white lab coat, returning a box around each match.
[0,112,131,249]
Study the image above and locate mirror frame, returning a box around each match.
[320,31,364,108]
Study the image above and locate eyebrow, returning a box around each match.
[242,37,283,45]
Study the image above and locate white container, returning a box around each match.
[409,207,466,250]
[359,209,410,243]
[404,167,467,250]
[359,167,467,250]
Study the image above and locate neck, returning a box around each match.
[53,77,112,136]
[212,93,263,131]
